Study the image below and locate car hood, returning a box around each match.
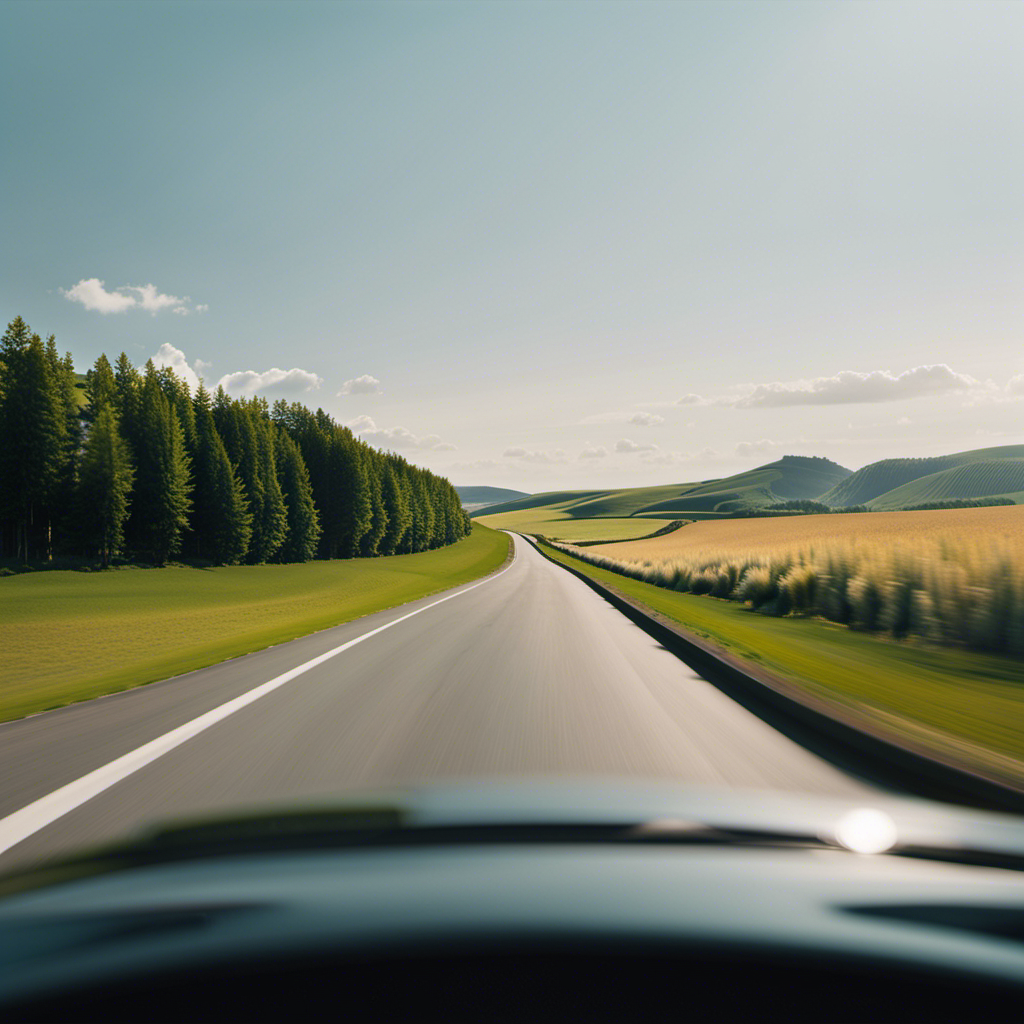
[97,777,1024,867]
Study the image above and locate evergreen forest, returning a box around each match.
[0,317,471,566]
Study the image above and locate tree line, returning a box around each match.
[0,316,471,565]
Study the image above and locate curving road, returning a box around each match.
[0,534,869,871]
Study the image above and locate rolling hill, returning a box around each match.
[470,489,607,517]
[866,459,1024,509]
[820,444,1024,507]
[634,456,851,515]
[456,486,530,508]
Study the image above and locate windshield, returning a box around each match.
[1,0,1023,884]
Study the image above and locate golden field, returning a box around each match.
[555,506,1024,654]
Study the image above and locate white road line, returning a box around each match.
[0,538,518,858]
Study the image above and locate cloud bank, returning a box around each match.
[736,365,978,408]
[61,278,205,315]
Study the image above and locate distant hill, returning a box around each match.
[456,486,531,509]
[866,459,1024,509]
[820,444,1024,507]
[635,456,852,515]
[472,483,710,519]
[472,457,851,520]
[472,489,612,517]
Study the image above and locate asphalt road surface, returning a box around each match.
[0,534,870,871]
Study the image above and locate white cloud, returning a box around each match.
[351,416,454,451]
[735,439,778,458]
[629,412,664,426]
[346,415,377,432]
[61,277,206,315]
[579,446,608,459]
[1008,374,1024,395]
[125,283,187,313]
[581,409,668,426]
[677,393,703,405]
[615,438,659,453]
[61,278,136,314]
[194,358,213,374]
[363,425,420,449]
[503,447,568,463]
[337,374,382,396]
[217,367,323,397]
[149,344,202,391]
[736,365,978,408]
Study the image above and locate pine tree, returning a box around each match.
[410,470,435,552]
[274,426,320,562]
[128,367,192,563]
[379,460,411,555]
[44,337,82,556]
[191,383,252,564]
[250,401,288,562]
[333,427,373,557]
[112,352,142,428]
[76,404,134,566]
[0,319,63,560]
[217,398,287,562]
[359,453,389,556]
[84,354,117,421]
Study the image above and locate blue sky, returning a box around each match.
[3,0,1022,490]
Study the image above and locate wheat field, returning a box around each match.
[554,506,1024,654]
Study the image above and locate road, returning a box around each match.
[0,534,869,871]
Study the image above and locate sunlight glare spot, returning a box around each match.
[834,808,898,854]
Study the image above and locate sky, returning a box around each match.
[3,0,1022,492]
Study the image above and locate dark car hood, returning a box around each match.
[110,777,1024,866]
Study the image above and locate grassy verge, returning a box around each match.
[538,540,1024,787]
[0,525,510,723]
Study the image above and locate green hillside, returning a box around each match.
[821,444,1024,507]
[471,489,606,517]
[558,484,694,517]
[472,484,699,519]
[634,456,851,515]
[456,486,530,506]
[867,459,1024,509]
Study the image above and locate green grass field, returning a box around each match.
[475,507,675,541]
[538,540,1024,788]
[0,525,510,723]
